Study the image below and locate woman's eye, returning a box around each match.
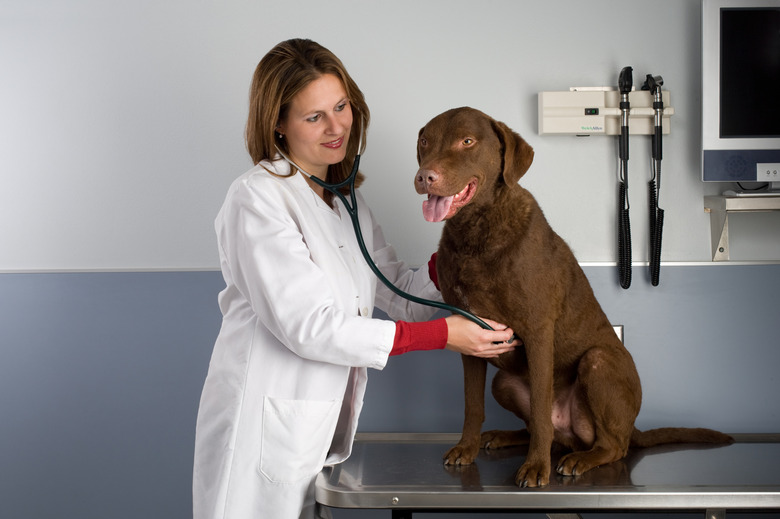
[307,114,321,123]
[335,102,348,112]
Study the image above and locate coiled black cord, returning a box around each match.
[648,179,663,286]
[618,182,632,289]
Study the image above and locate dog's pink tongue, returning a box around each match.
[422,195,454,222]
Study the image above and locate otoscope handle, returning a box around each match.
[618,66,632,162]
[653,127,662,161]
[652,92,663,161]
[620,127,630,161]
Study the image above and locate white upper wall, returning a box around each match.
[2,0,779,270]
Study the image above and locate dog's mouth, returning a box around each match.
[422,179,478,222]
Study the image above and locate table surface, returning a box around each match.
[315,433,780,511]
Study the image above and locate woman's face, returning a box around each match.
[277,74,353,179]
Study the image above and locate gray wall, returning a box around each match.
[2,0,780,269]
[1,0,779,518]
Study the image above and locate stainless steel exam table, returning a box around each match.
[316,433,780,518]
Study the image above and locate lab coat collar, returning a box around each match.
[268,155,341,216]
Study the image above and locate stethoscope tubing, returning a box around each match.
[311,155,495,332]
[274,138,498,334]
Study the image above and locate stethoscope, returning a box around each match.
[274,121,507,337]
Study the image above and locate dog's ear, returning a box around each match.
[416,127,424,165]
[492,119,534,185]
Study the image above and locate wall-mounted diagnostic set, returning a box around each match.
[538,68,671,288]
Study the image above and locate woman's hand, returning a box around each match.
[444,315,519,358]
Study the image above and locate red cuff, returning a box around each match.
[428,252,439,290]
[390,318,448,356]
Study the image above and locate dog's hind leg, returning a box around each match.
[481,429,530,449]
[556,346,641,477]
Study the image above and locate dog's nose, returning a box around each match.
[416,168,439,188]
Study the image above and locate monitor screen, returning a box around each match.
[720,7,780,139]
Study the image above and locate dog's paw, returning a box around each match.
[514,460,551,488]
[556,451,599,477]
[443,442,479,466]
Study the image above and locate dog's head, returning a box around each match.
[414,107,534,222]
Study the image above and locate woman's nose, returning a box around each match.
[327,113,352,135]
[323,116,338,134]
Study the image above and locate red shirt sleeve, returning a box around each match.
[390,318,448,356]
[428,252,439,290]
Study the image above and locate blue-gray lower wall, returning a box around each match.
[0,272,222,519]
[1,265,778,519]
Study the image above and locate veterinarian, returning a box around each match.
[192,38,518,519]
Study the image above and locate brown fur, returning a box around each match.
[414,107,733,488]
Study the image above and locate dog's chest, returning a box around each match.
[437,253,502,312]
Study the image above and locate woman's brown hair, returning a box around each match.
[245,39,369,202]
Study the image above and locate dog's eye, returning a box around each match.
[419,137,427,147]
[463,138,475,146]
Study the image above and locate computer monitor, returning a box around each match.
[702,0,780,189]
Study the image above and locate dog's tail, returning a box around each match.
[630,427,734,448]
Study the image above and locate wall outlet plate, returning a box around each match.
[757,163,780,182]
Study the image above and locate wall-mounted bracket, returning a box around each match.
[538,87,673,136]
[704,195,780,261]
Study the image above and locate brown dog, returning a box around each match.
[414,107,733,488]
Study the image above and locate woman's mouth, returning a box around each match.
[321,137,344,149]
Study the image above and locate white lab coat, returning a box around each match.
[193,158,440,519]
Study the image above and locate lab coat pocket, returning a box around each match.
[259,396,341,484]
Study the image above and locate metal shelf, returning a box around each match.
[704,195,780,261]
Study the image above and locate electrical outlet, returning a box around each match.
[757,163,780,182]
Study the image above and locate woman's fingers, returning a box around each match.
[444,315,520,358]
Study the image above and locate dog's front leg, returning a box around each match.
[443,354,487,466]
[515,331,555,487]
